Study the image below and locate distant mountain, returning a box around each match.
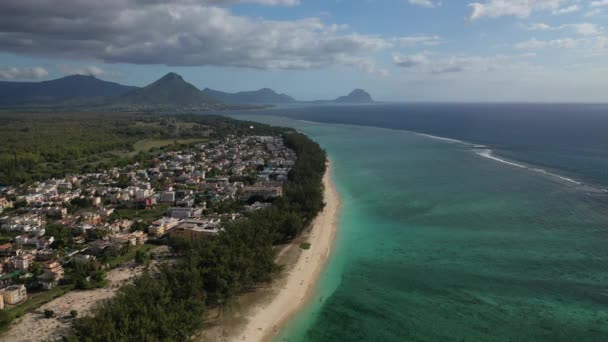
[0,75,136,106]
[117,72,218,106]
[202,87,295,104]
[334,89,374,103]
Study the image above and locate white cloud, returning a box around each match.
[393,54,431,67]
[515,37,581,49]
[408,0,441,8]
[56,65,106,77]
[523,22,603,36]
[394,35,442,46]
[570,22,602,35]
[468,0,568,21]
[515,35,608,50]
[394,53,538,74]
[590,0,608,7]
[0,1,437,74]
[0,66,49,80]
[553,4,579,14]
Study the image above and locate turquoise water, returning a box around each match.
[239,115,608,341]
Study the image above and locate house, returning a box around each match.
[0,243,12,257]
[148,217,180,237]
[14,254,34,271]
[241,184,283,200]
[169,219,221,242]
[0,284,27,305]
[167,207,202,220]
[160,191,176,203]
[73,254,96,265]
[42,260,64,280]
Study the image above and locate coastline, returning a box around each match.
[232,160,341,342]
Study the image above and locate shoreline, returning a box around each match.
[232,160,341,342]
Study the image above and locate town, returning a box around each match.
[0,133,296,313]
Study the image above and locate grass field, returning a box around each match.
[133,138,208,152]
[107,244,156,269]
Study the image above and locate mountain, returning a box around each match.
[0,75,137,106]
[334,89,374,103]
[202,87,295,104]
[117,72,218,106]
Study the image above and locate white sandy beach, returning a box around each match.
[232,161,340,342]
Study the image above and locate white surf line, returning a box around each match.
[416,133,467,145]
[476,149,583,186]
[292,118,596,191]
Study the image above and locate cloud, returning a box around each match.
[570,23,602,35]
[553,4,579,14]
[408,0,441,8]
[394,53,539,74]
[467,0,569,21]
[514,35,608,51]
[590,0,608,7]
[524,22,603,36]
[394,35,442,46]
[0,66,49,80]
[56,65,106,77]
[393,54,430,68]
[0,1,435,73]
[515,37,581,49]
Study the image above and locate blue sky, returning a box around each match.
[0,0,607,102]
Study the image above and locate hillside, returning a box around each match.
[117,73,218,106]
[0,75,136,106]
[202,87,295,104]
[334,89,374,103]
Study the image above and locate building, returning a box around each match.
[14,254,34,271]
[0,284,27,305]
[169,219,221,242]
[160,191,176,203]
[74,254,96,265]
[148,217,180,237]
[0,243,12,257]
[42,260,64,280]
[242,184,283,200]
[167,207,202,220]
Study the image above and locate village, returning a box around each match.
[0,134,296,313]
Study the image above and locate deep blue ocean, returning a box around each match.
[228,103,608,341]
[233,103,608,190]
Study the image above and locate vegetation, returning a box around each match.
[0,284,75,330]
[300,242,311,250]
[0,112,285,186]
[44,309,55,319]
[70,130,327,341]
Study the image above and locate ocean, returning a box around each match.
[229,103,608,341]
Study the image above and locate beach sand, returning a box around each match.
[231,161,340,342]
[2,246,169,342]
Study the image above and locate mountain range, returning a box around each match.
[0,72,374,108]
[0,75,136,106]
[202,87,296,104]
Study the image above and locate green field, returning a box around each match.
[133,138,208,153]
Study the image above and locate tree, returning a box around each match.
[44,309,55,318]
[134,250,148,264]
[70,310,78,318]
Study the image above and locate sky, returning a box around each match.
[0,0,607,102]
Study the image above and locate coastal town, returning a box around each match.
[0,134,296,323]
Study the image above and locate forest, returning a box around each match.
[66,129,327,340]
[0,112,288,185]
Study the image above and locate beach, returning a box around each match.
[2,246,170,342]
[232,161,340,342]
